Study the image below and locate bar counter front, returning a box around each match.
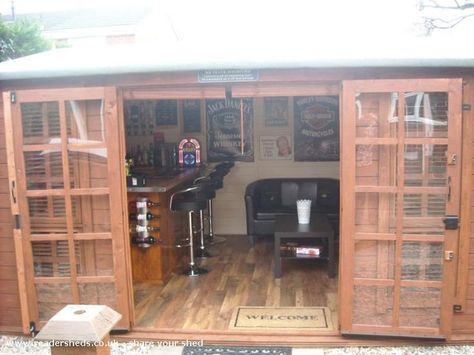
[127,168,201,283]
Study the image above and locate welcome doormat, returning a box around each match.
[182,346,291,355]
[229,306,334,330]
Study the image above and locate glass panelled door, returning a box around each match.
[4,88,130,332]
[340,79,462,338]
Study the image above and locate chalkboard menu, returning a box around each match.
[206,99,254,162]
[183,99,201,133]
[155,100,178,126]
[294,96,339,161]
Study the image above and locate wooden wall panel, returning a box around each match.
[452,76,474,336]
[0,94,22,331]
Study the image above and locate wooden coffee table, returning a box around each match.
[274,214,336,278]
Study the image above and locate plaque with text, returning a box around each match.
[198,69,259,83]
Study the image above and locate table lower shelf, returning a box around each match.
[279,254,329,260]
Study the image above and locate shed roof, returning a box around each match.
[0,38,473,81]
[1,0,473,81]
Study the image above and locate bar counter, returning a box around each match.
[127,168,201,193]
[128,167,201,283]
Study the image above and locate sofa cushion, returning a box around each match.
[255,180,281,210]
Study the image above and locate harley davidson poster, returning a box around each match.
[293,96,339,161]
[206,99,254,162]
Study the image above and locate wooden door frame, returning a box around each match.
[339,78,463,338]
[3,87,133,332]
[3,91,31,334]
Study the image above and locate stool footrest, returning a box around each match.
[196,248,214,258]
[205,235,226,245]
[175,239,191,248]
[183,265,208,276]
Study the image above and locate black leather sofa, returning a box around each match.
[244,178,339,244]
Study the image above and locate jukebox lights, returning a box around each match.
[178,138,201,168]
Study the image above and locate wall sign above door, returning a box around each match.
[198,69,259,83]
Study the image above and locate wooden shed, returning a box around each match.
[0,43,474,345]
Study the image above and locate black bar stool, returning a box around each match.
[170,186,209,276]
[205,162,234,244]
[193,180,216,258]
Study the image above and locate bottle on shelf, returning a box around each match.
[129,212,158,221]
[131,235,161,245]
[133,225,160,233]
[128,200,160,209]
[148,143,154,166]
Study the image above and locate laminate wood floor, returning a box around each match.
[133,235,338,331]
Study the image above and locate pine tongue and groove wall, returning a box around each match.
[0,93,22,332]
[452,76,474,338]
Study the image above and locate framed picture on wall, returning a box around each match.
[183,99,201,133]
[294,96,339,161]
[264,97,289,127]
[206,98,254,162]
[259,135,292,160]
[155,99,178,126]
[125,101,155,136]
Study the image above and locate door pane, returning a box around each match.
[32,240,72,277]
[66,100,106,143]
[75,240,114,276]
[69,150,108,189]
[403,193,446,235]
[404,92,448,138]
[404,144,448,187]
[72,195,111,233]
[402,242,443,281]
[354,240,395,279]
[28,197,67,235]
[355,193,397,233]
[399,287,441,328]
[21,102,60,145]
[353,285,393,326]
[36,283,73,321]
[79,283,117,309]
[356,93,398,138]
[24,150,64,189]
[356,145,398,186]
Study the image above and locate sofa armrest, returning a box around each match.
[245,182,259,235]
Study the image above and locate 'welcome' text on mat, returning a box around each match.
[230,306,334,330]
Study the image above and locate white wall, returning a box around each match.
[213,97,339,235]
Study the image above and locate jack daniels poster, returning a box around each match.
[293,96,339,161]
[206,99,254,162]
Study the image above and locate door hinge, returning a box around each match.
[444,250,455,261]
[14,215,21,229]
[29,321,38,337]
[453,304,463,312]
[10,91,16,104]
[463,104,471,111]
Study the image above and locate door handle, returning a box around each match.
[11,181,16,204]
[443,215,459,230]
[447,176,451,202]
